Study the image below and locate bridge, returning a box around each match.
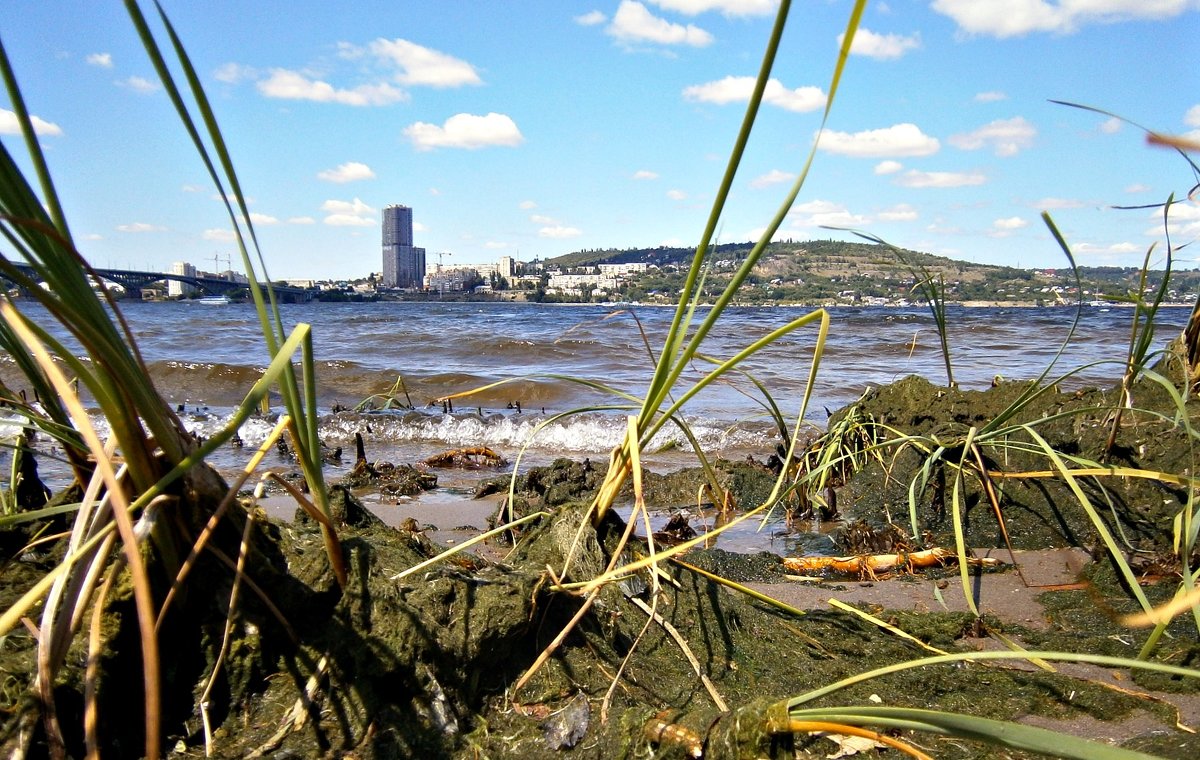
[2,264,315,303]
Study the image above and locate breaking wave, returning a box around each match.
[178,408,778,458]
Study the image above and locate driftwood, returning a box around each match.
[782,547,1003,580]
[422,446,507,468]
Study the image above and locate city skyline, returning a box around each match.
[380,204,426,288]
[1,2,1197,279]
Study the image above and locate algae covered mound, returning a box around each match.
[477,456,779,519]
[5,370,1200,758]
[156,501,1200,756]
[830,374,1195,554]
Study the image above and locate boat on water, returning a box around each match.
[196,295,232,305]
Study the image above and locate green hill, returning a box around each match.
[542,240,1199,305]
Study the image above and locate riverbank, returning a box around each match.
[5,329,1200,758]
[201,369,1200,756]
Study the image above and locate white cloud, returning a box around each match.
[368,39,482,88]
[258,69,406,106]
[485,240,513,249]
[878,203,918,221]
[840,28,921,59]
[1125,183,1151,193]
[322,197,376,226]
[288,216,316,225]
[335,41,365,60]
[788,199,868,228]
[318,161,376,183]
[86,53,113,68]
[213,63,256,84]
[1075,241,1142,256]
[540,225,583,239]
[931,0,1197,38]
[647,0,777,15]
[1159,200,1200,238]
[322,198,374,215]
[925,222,965,236]
[666,189,687,200]
[117,222,164,233]
[576,10,607,25]
[82,233,103,241]
[1099,117,1122,134]
[608,1,714,47]
[0,108,63,136]
[1036,197,1085,209]
[530,214,558,225]
[683,76,825,112]
[247,212,279,225]
[203,228,236,242]
[974,90,1008,102]
[519,200,538,210]
[992,216,1029,230]
[750,169,795,188]
[1161,198,1200,222]
[895,169,987,188]
[948,116,1036,156]
[121,76,160,94]
[817,123,940,157]
[180,184,203,193]
[324,215,376,227]
[403,112,524,151]
[874,160,904,175]
[1184,104,1200,127]
[633,169,659,180]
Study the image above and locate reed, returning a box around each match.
[0,2,345,756]
[450,0,1200,753]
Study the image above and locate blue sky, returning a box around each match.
[2,1,1198,280]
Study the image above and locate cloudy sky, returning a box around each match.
[2,1,1198,279]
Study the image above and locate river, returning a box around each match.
[1,299,1191,550]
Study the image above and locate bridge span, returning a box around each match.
[2,264,315,303]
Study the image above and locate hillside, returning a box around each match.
[543,240,1200,305]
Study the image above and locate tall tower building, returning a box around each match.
[381,204,426,289]
[168,261,197,298]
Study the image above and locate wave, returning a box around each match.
[143,359,597,412]
[177,408,778,458]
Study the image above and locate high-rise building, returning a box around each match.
[168,261,197,297]
[381,204,426,289]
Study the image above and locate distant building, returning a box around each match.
[597,262,648,277]
[426,265,473,293]
[381,204,426,289]
[168,261,196,297]
[217,269,249,285]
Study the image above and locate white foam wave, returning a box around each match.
[71,408,774,460]
[318,411,776,454]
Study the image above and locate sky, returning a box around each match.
[1,1,1198,280]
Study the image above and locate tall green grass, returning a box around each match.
[0,2,346,756]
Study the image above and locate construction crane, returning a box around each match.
[210,253,233,278]
[435,251,452,298]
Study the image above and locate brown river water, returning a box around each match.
[1,299,1190,553]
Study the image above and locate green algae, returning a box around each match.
[838,375,1195,554]
[5,369,1200,758]
[2,486,1195,758]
